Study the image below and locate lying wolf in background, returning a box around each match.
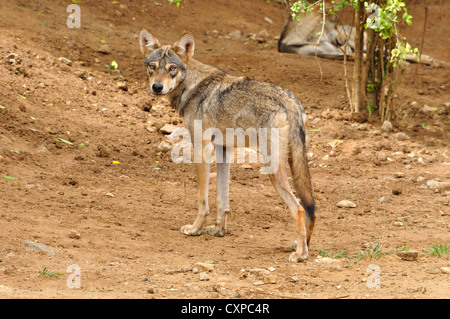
[139,30,316,262]
[278,12,357,59]
[278,11,435,65]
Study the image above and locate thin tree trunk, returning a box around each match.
[352,2,365,113]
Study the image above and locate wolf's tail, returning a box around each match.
[287,111,315,242]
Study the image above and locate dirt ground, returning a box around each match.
[0,0,449,299]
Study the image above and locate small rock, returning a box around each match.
[74,70,87,80]
[441,267,450,274]
[147,287,156,294]
[58,57,72,66]
[381,120,393,132]
[263,274,277,284]
[253,281,265,286]
[24,240,54,255]
[69,230,81,239]
[390,132,410,141]
[5,53,19,64]
[97,44,111,54]
[0,285,10,292]
[351,111,368,123]
[195,262,215,272]
[116,81,128,91]
[378,197,391,203]
[314,256,339,264]
[264,17,273,24]
[426,181,450,192]
[421,104,435,113]
[426,180,441,189]
[394,172,405,178]
[286,275,299,283]
[199,272,209,281]
[159,123,178,135]
[256,29,270,43]
[229,30,242,40]
[336,200,357,208]
[311,117,321,125]
[248,268,271,279]
[105,192,115,198]
[157,141,172,153]
[396,250,418,261]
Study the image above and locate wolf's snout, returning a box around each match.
[152,83,164,93]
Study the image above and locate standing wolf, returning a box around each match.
[139,30,315,262]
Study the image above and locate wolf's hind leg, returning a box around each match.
[181,161,210,236]
[206,146,231,237]
[268,165,309,262]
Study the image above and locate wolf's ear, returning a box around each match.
[140,29,161,55]
[173,33,195,60]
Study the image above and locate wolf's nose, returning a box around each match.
[152,83,164,93]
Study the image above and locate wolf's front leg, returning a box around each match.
[181,161,210,236]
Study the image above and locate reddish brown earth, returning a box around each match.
[0,0,448,299]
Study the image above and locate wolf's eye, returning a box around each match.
[169,66,177,72]
[149,64,156,70]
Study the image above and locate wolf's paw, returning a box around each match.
[288,251,308,263]
[291,240,298,251]
[205,225,226,237]
[181,225,202,236]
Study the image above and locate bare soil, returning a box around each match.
[0,0,449,299]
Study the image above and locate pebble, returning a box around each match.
[256,29,270,43]
[396,250,418,261]
[97,44,111,54]
[199,272,209,281]
[253,281,265,286]
[389,132,410,141]
[263,275,277,284]
[116,81,128,91]
[157,141,172,153]
[441,267,450,274]
[0,285,10,292]
[58,57,72,66]
[229,30,242,40]
[105,193,115,198]
[426,180,450,192]
[286,275,299,283]
[248,268,271,278]
[264,17,273,24]
[381,120,393,132]
[314,256,342,271]
[24,240,54,255]
[69,230,81,239]
[74,70,87,80]
[378,197,391,203]
[159,123,178,134]
[195,262,215,272]
[336,200,357,208]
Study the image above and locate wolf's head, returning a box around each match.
[139,30,194,95]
